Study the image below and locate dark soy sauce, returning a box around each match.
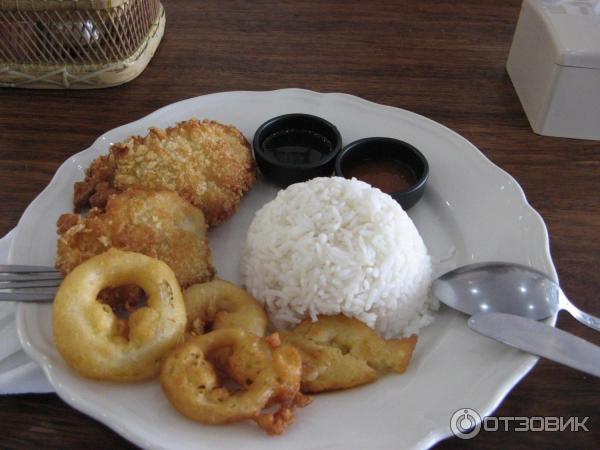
[262,129,333,165]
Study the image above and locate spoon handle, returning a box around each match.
[559,291,600,332]
[468,312,600,378]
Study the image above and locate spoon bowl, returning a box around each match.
[432,262,600,331]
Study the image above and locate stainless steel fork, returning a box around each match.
[0,265,61,301]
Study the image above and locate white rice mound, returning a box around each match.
[241,177,435,338]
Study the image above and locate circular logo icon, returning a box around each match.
[450,408,482,439]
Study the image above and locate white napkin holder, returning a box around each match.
[507,0,600,140]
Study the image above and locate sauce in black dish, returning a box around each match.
[253,114,342,187]
[335,137,429,210]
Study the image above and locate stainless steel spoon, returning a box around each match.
[431,262,600,331]
[431,262,600,377]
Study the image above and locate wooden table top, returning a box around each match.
[1,0,598,448]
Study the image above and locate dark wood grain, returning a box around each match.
[1,0,598,448]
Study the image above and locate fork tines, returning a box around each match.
[0,265,61,302]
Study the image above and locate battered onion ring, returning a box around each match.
[183,279,267,337]
[53,248,186,381]
[160,328,307,435]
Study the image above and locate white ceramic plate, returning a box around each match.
[13,89,556,449]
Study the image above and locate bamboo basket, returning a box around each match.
[0,0,165,89]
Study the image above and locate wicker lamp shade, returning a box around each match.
[0,0,165,88]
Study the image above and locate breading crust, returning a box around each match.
[57,189,215,288]
[74,119,256,227]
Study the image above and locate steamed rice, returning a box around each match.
[241,177,435,338]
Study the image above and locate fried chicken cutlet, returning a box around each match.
[74,119,256,227]
[57,189,214,288]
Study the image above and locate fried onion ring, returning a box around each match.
[183,279,267,337]
[279,315,418,393]
[160,328,307,435]
[53,249,186,381]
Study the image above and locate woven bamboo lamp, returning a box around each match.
[0,0,165,89]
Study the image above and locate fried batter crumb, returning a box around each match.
[265,332,281,349]
[73,155,117,212]
[56,213,80,234]
[254,392,312,435]
[255,406,294,435]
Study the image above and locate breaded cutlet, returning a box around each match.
[57,189,214,288]
[74,119,256,227]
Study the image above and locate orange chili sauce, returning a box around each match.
[344,159,417,193]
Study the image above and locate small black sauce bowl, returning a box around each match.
[335,137,429,210]
[253,113,342,186]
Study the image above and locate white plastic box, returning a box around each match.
[506,0,600,140]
